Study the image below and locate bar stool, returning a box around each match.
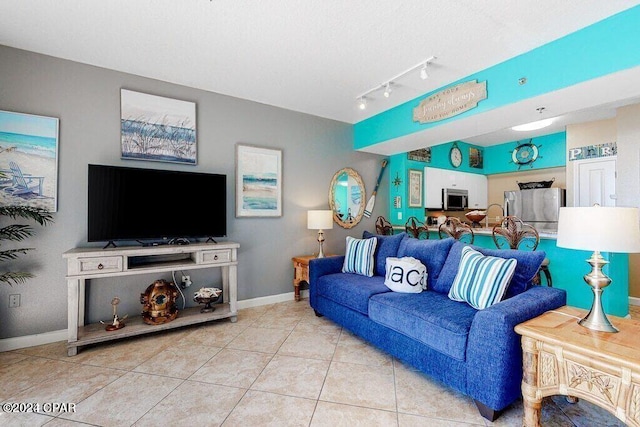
[375,216,394,235]
[405,216,428,239]
[438,217,474,244]
[491,216,552,287]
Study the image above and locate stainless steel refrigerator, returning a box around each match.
[504,188,566,232]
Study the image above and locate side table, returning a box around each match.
[515,306,640,427]
[292,255,316,302]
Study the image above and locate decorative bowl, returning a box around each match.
[464,211,487,228]
[465,211,487,225]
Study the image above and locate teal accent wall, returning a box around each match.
[427,141,486,174]
[426,233,629,317]
[388,132,565,221]
[483,132,566,174]
[388,153,427,225]
[354,6,640,150]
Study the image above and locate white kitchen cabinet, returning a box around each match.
[424,167,487,209]
[424,167,445,209]
[467,173,488,209]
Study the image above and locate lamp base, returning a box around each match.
[578,251,618,333]
[316,230,326,258]
[578,292,619,333]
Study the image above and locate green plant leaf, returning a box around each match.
[0,224,34,241]
[0,248,33,262]
[0,206,53,226]
[0,271,34,286]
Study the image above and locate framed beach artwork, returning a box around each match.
[408,169,423,207]
[236,144,282,217]
[120,89,197,164]
[0,110,59,212]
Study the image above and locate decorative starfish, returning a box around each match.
[393,172,403,191]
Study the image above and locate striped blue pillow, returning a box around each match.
[342,236,378,277]
[448,246,517,310]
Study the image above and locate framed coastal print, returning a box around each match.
[120,89,197,164]
[408,169,423,207]
[469,147,484,169]
[0,110,59,212]
[235,144,282,217]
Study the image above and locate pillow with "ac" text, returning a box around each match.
[384,257,427,293]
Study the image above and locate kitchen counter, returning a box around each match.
[393,225,557,239]
[426,226,558,240]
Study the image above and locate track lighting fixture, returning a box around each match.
[383,83,392,98]
[420,63,428,80]
[355,56,436,110]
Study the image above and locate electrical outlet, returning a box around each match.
[181,275,192,288]
[397,212,402,220]
[9,294,20,308]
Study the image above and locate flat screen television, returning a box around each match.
[88,164,226,244]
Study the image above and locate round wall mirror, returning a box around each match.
[329,168,366,229]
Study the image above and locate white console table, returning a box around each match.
[63,242,239,356]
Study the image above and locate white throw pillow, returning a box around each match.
[448,246,517,309]
[342,236,378,277]
[384,257,427,293]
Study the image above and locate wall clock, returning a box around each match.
[449,142,463,168]
[512,140,540,169]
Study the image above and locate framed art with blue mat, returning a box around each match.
[236,143,282,217]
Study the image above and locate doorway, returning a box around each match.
[573,157,616,207]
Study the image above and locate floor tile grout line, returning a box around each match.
[6,301,634,426]
[217,310,299,427]
[392,357,400,426]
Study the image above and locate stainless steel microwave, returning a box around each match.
[442,188,468,211]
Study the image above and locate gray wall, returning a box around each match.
[0,45,388,339]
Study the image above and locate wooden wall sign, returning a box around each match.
[407,147,431,162]
[568,142,617,161]
[413,80,487,124]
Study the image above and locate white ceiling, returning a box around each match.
[1,0,640,148]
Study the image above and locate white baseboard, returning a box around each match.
[0,329,67,352]
[0,289,309,352]
[630,296,640,306]
[237,289,309,309]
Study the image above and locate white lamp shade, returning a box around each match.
[557,206,640,253]
[307,210,334,230]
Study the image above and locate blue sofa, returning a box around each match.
[309,232,566,421]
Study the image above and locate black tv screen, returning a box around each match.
[88,164,226,243]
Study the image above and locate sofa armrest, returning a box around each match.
[309,256,345,307]
[465,286,567,411]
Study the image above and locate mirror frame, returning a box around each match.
[329,167,366,229]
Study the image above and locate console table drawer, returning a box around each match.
[200,249,231,264]
[73,256,123,275]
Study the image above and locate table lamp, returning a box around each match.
[307,210,334,258]
[557,205,640,332]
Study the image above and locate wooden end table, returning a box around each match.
[292,255,316,302]
[292,255,337,301]
[515,306,640,427]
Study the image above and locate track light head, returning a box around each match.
[383,83,391,98]
[358,97,367,110]
[420,64,428,80]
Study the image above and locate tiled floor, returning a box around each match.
[0,300,634,426]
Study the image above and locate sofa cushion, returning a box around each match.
[448,246,517,309]
[316,273,389,315]
[397,237,455,292]
[436,240,546,298]
[384,257,426,293]
[369,291,477,361]
[342,236,377,277]
[363,231,407,276]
